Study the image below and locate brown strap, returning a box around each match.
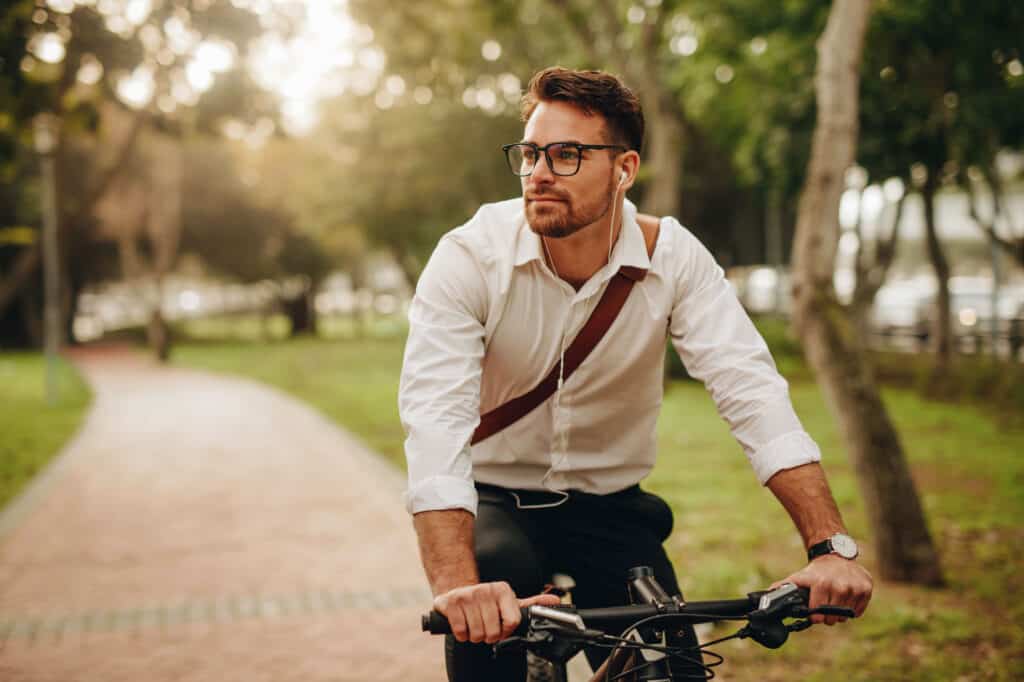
[471,221,659,445]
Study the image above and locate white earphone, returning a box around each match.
[619,170,627,186]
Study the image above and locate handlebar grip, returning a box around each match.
[421,607,533,635]
[422,610,451,634]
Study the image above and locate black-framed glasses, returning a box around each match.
[502,141,626,177]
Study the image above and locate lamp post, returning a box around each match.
[33,112,61,406]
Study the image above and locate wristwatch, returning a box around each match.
[807,533,859,561]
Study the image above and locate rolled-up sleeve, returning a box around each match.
[667,228,821,484]
[399,235,488,515]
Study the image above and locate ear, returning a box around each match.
[617,150,640,190]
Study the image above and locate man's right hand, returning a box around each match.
[433,581,562,644]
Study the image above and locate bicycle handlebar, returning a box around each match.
[422,591,783,637]
[422,579,857,681]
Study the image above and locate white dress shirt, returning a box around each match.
[399,197,821,515]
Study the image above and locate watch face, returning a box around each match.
[831,533,858,559]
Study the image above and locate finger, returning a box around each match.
[498,592,522,640]
[479,596,503,644]
[852,589,871,618]
[446,603,470,642]
[823,588,839,626]
[804,576,825,625]
[520,593,562,607]
[827,582,854,626]
[854,573,873,618]
[464,600,486,643]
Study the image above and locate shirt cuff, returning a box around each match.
[404,474,479,515]
[747,430,822,485]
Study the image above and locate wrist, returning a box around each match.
[807,532,859,561]
[431,574,480,596]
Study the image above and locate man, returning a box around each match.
[399,67,872,680]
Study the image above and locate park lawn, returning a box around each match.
[0,353,92,511]
[175,335,1024,681]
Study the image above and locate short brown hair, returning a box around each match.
[520,67,644,154]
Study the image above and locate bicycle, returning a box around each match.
[422,565,856,681]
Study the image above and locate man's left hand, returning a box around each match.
[773,555,873,625]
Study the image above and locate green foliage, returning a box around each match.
[179,140,331,283]
[315,95,523,278]
[0,353,91,511]
[872,350,1024,420]
[859,0,1024,183]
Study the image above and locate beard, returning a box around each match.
[524,176,616,239]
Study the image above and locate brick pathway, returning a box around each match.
[0,347,443,681]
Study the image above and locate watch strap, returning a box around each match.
[807,538,833,561]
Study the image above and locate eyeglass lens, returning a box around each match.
[507,144,581,177]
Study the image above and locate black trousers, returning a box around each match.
[445,482,702,681]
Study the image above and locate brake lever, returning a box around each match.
[493,636,531,656]
[492,611,597,665]
[800,605,856,619]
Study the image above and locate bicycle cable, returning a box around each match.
[594,610,761,681]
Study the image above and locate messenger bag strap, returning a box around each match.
[471,220,659,446]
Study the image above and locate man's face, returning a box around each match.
[520,101,619,239]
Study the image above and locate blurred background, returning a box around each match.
[1,1,1023,681]
[1,0,1021,358]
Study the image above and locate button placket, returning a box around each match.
[549,296,589,477]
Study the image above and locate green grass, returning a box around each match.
[0,353,92,511]
[173,334,1024,681]
[648,378,1024,681]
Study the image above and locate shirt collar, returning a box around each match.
[613,199,653,282]
[512,198,652,280]
[513,200,543,267]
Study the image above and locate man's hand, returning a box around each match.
[433,581,562,644]
[774,555,873,625]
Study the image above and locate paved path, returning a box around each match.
[0,346,443,681]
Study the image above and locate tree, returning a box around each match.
[0,0,275,349]
[343,0,749,269]
[791,0,943,585]
[178,139,330,286]
[859,0,1024,369]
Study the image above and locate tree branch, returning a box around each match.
[77,107,147,218]
[875,191,906,275]
[983,161,1022,241]
[965,169,1018,262]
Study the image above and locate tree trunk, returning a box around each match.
[284,287,316,336]
[19,284,43,347]
[546,0,685,220]
[790,0,943,585]
[633,8,684,221]
[147,307,171,363]
[0,106,145,328]
[921,177,953,369]
[639,89,684,219]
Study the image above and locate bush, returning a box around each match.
[873,351,1024,422]
[666,315,1024,419]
